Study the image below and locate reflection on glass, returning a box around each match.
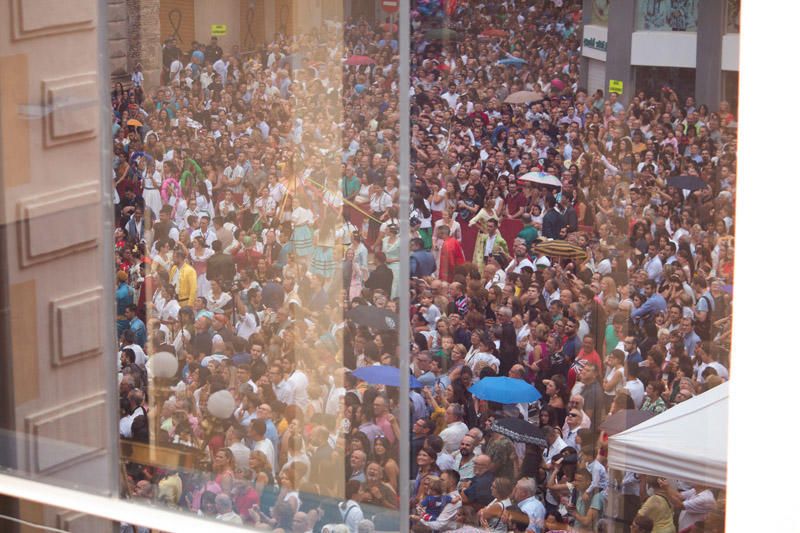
[112,2,400,529]
[635,0,699,32]
[408,0,731,532]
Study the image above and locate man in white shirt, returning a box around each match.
[542,426,567,468]
[506,243,535,274]
[283,353,309,410]
[624,361,645,409]
[248,419,276,475]
[214,493,243,524]
[452,435,477,480]
[190,215,217,245]
[438,404,469,454]
[562,408,583,448]
[513,478,546,533]
[325,368,346,415]
[673,484,717,530]
[223,424,251,471]
[269,362,295,406]
[119,389,146,438]
[694,342,729,384]
[643,243,663,283]
[339,489,364,533]
[416,469,462,530]
[441,83,460,109]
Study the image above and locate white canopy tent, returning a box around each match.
[608,382,729,488]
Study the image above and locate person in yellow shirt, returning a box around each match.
[169,248,197,307]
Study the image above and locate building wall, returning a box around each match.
[0,0,116,529]
[194,0,240,52]
[630,31,697,68]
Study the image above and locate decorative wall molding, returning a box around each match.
[56,510,109,532]
[41,73,98,148]
[24,391,108,475]
[10,0,95,41]
[49,286,103,367]
[16,182,100,268]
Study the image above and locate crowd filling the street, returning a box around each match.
[110,1,733,532]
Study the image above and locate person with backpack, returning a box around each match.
[691,276,715,341]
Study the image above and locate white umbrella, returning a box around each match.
[518,171,562,188]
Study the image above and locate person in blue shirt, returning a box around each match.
[630,280,667,325]
[410,238,436,277]
[116,271,133,337]
[124,304,146,348]
[513,477,546,533]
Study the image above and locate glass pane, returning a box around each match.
[408,1,732,532]
[111,1,401,530]
[635,0,699,32]
[0,0,116,504]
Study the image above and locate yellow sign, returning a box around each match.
[211,24,227,36]
[609,79,623,94]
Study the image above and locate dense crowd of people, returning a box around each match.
[113,15,404,532]
[406,1,731,532]
[108,0,734,531]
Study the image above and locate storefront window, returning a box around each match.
[635,0,699,31]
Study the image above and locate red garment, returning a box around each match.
[567,349,603,390]
[234,486,260,523]
[234,249,263,271]
[505,191,527,217]
[438,236,465,282]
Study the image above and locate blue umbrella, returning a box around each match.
[469,377,541,404]
[497,57,527,67]
[352,365,423,388]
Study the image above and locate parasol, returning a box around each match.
[127,119,143,127]
[533,240,588,261]
[518,171,562,188]
[504,91,545,104]
[600,409,656,436]
[469,377,542,404]
[497,57,527,67]
[351,365,423,388]
[491,418,548,446]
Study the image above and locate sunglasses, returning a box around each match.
[567,412,580,417]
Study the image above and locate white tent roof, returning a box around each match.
[608,382,728,488]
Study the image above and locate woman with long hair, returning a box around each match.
[543,375,569,427]
[412,447,441,507]
[478,477,515,532]
[372,436,400,490]
[497,322,520,377]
